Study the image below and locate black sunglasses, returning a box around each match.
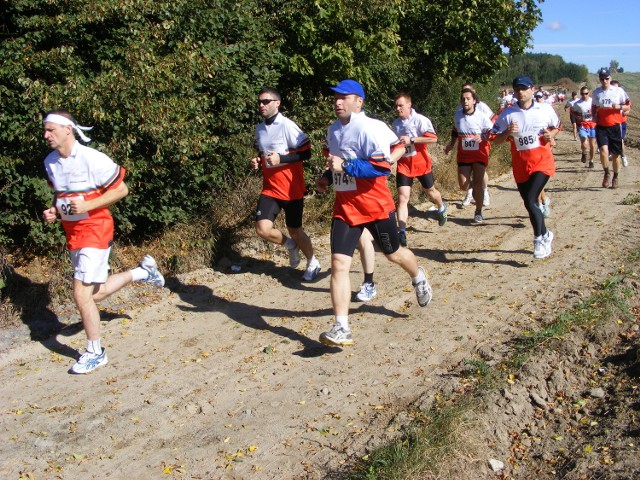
[581,92,589,95]
[258,99,277,105]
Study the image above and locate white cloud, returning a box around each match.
[547,21,563,31]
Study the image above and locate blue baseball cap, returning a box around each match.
[330,79,365,99]
[598,67,611,78]
[512,75,535,89]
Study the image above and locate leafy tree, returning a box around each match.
[496,53,589,86]
[609,59,619,74]
[0,0,544,253]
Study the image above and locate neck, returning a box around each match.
[264,112,278,125]
[56,141,74,158]
[518,99,533,109]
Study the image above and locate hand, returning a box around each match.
[69,196,87,215]
[326,154,344,172]
[43,207,57,224]
[265,151,280,166]
[507,121,519,134]
[399,135,412,146]
[250,157,260,169]
[315,176,329,193]
[444,144,454,154]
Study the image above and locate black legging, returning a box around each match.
[516,171,549,238]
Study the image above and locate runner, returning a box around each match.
[444,88,493,224]
[319,79,432,346]
[392,92,447,247]
[456,83,494,208]
[564,91,579,141]
[492,76,560,259]
[611,79,630,167]
[251,87,321,280]
[591,68,630,188]
[572,86,597,168]
[42,110,165,374]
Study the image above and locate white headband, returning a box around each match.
[44,113,93,142]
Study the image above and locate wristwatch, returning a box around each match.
[341,160,350,170]
[410,137,415,144]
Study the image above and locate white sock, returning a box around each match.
[336,315,349,331]
[306,256,319,269]
[131,266,149,282]
[284,237,297,250]
[412,269,426,285]
[87,339,102,354]
[534,235,543,242]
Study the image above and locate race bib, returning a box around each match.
[404,144,417,156]
[461,137,480,151]
[513,132,540,151]
[333,172,356,192]
[56,196,89,222]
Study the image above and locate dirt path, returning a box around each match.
[1,128,638,480]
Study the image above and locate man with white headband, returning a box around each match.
[42,109,165,374]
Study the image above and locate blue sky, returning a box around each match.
[528,0,640,73]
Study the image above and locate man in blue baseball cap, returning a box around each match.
[316,79,432,347]
[492,75,560,259]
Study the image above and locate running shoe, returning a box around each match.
[462,189,473,207]
[543,230,554,257]
[622,155,628,167]
[602,172,610,188]
[398,230,407,247]
[302,260,321,281]
[412,267,432,307]
[70,349,108,374]
[542,197,551,218]
[140,255,165,287]
[533,238,547,259]
[611,177,619,189]
[483,188,490,207]
[355,282,377,302]
[472,213,483,224]
[288,244,301,268]
[580,153,587,163]
[319,323,353,346]
[588,161,594,169]
[437,202,448,227]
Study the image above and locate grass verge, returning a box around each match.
[343,249,639,480]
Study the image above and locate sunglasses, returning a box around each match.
[581,92,589,95]
[599,77,611,81]
[258,98,277,105]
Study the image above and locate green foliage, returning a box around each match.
[497,53,589,86]
[0,0,544,253]
[399,0,542,99]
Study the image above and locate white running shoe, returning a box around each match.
[622,155,628,167]
[70,349,108,374]
[412,267,432,307]
[319,323,353,346]
[288,244,301,268]
[483,188,490,206]
[302,259,321,281]
[472,213,483,224]
[462,188,473,207]
[543,230,554,256]
[140,255,165,287]
[355,282,377,302]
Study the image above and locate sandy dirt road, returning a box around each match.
[1,127,638,480]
